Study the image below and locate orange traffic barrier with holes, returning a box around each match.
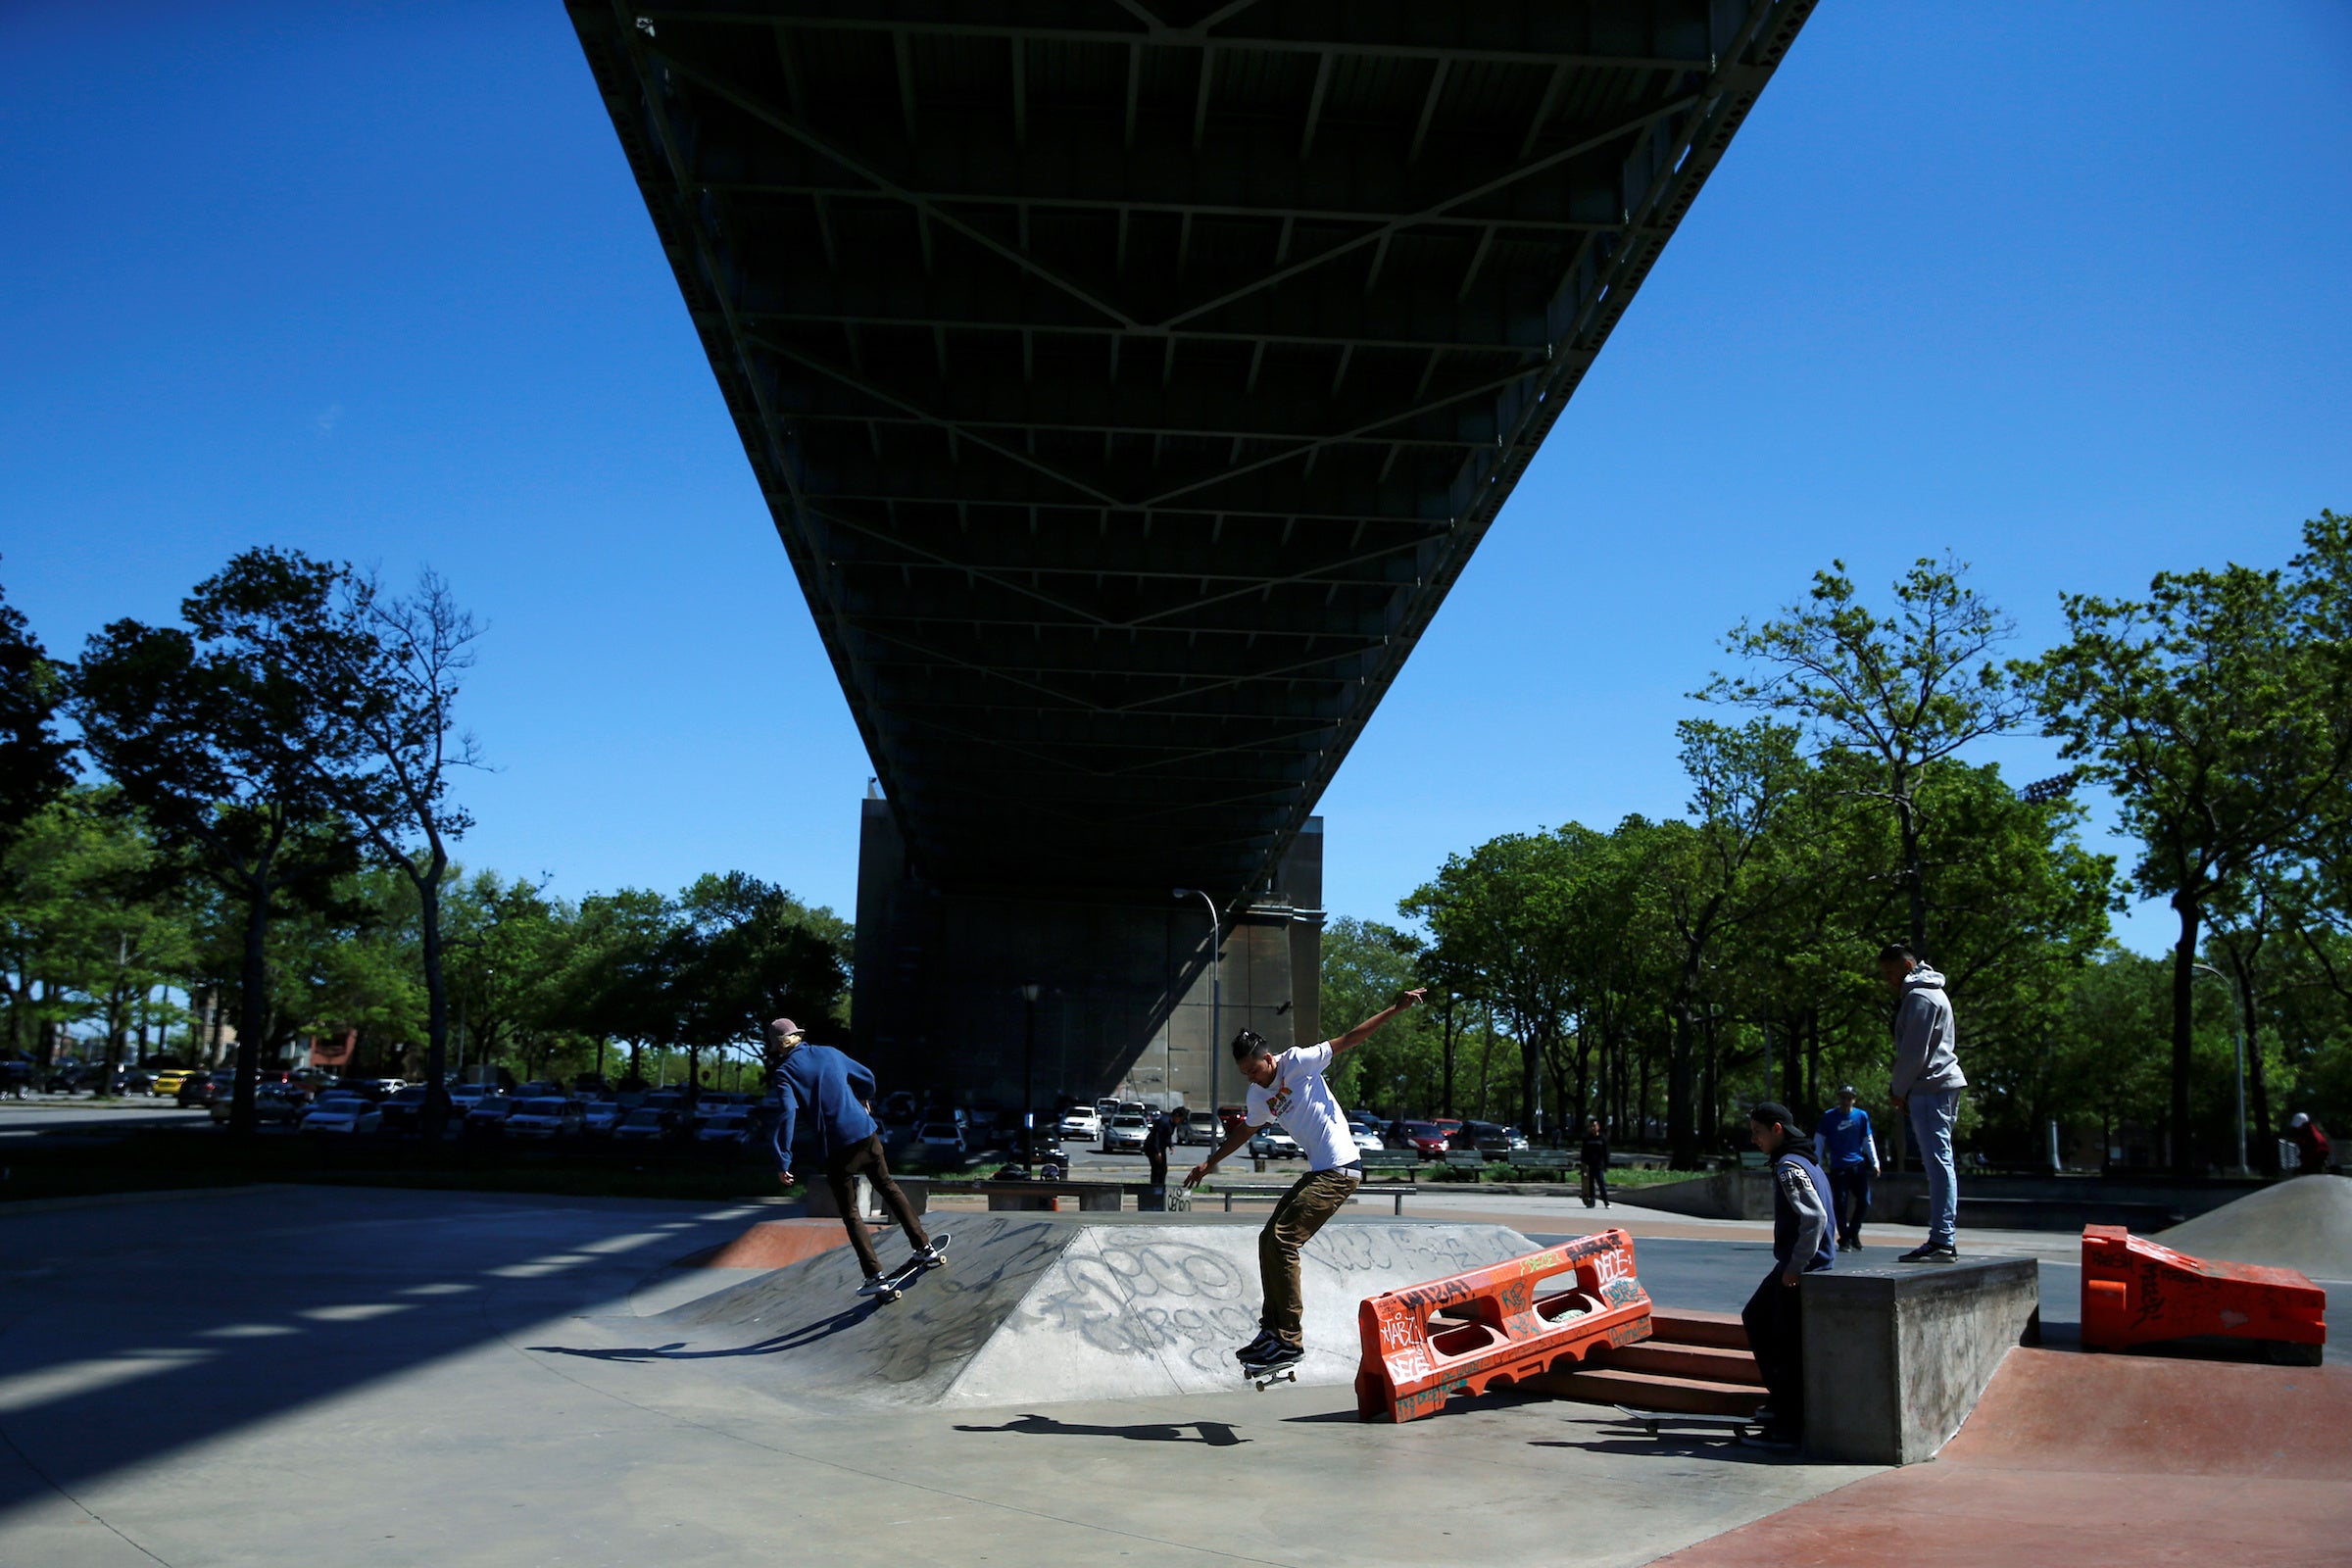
[1355,1228,1651,1423]
[2081,1224,2327,1360]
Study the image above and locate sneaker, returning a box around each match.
[1897,1243,1958,1263]
[1233,1331,1282,1365]
[911,1236,950,1270]
[856,1273,893,1297]
[1244,1339,1303,1371]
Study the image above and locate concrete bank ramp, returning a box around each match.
[629,1214,1538,1407]
[2156,1174,2352,1281]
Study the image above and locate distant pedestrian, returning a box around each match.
[1579,1119,1612,1209]
[1142,1105,1174,1192]
[2285,1112,2332,1176]
[766,1018,943,1297]
[1741,1101,1834,1447]
[1814,1085,1881,1251]
[1881,943,1964,1262]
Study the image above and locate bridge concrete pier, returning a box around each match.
[852,800,1321,1113]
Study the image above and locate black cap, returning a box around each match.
[1748,1101,1794,1129]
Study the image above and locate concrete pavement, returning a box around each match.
[0,1185,1877,1567]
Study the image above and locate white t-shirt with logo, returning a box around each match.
[1245,1042,1357,1173]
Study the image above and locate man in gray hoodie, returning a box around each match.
[1881,943,1964,1261]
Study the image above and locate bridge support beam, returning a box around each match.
[852,800,1321,1114]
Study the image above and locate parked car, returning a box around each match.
[149,1068,193,1099]
[212,1086,310,1127]
[463,1096,518,1136]
[695,1110,753,1147]
[1057,1106,1102,1142]
[1093,1098,1120,1119]
[918,1122,967,1156]
[178,1070,235,1108]
[1396,1121,1449,1157]
[1349,1126,1386,1152]
[1464,1121,1527,1154]
[300,1096,383,1135]
[1249,1125,1302,1159]
[580,1101,626,1137]
[506,1097,585,1139]
[612,1107,679,1144]
[447,1083,488,1114]
[1102,1112,1151,1153]
[375,1085,433,1133]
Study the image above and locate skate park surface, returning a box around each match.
[0,1182,2342,1567]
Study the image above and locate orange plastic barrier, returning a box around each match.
[2081,1224,2327,1357]
[1355,1228,1651,1423]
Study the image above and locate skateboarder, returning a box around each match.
[1813,1085,1880,1250]
[1182,988,1427,1376]
[2285,1112,2332,1176]
[1881,942,1965,1262]
[766,1018,943,1295]
[1741,1101,1834,1446]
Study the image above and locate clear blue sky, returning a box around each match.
[6,3,2348,955]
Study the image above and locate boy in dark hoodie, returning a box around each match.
[1742,1101,1835,1447]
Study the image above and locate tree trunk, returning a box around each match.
[2168,893,2201,1177]
[1666,1000,1697,1167]
[1440,995,1455,1119]
[1895,787,1927,956]
[416,847,453,1140]
[230,880,270,1139]
[2233,957,2274,1177]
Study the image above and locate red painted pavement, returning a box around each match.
[1652,1348,2352,1567]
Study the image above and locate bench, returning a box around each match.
[935,1179,1126,1212]
[1201,1182,1418,1216]
[1357,1151,1420,1179]
[1442,1151,1489,1172]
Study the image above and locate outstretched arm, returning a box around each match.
[1183,1122,1257,1189]
[1329,988,1427,1057]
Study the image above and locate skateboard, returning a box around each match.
[1245,1359,1299,1392]
[1613,1405,1768,1443]
[860,1233,950,1303]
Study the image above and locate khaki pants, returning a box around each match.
[1259,1165,1360,1346]
[825,1134,930,1277]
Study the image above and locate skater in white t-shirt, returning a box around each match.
[1183,988,1425,1373]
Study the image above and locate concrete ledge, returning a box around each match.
[1801,1256,2039,1465]
[1633,1170,1774,1221]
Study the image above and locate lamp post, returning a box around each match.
[2192,961,2249,1177]
[1019,983,1041,1152]
[1173,888,1221,1123]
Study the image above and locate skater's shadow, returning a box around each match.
[529,1302,877,1362]
[954,1413,1247,1446]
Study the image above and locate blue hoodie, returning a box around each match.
[768,1044,879,1169]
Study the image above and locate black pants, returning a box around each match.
[825,1134,930,1277]
[1828,1167,1872,1247]
[1580,1163,1610,1206]
[1740,1268,1805,1436]
[1147,1148,1168,1189]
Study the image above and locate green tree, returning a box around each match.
[1701,555,2029,956]
[2019,519,2352,1173]
[74,552,367,1134]
[0,576,76,856]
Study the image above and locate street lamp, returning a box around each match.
[2192,962,2250,1177]
[1019,983,1041,1151]
[1173,888,1221,1123]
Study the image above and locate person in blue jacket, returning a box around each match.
[767,1017,942,1294]
[1813,1085,1881,1251]
[1741,1101,1835,1447]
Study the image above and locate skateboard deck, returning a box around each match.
[862,1232,950,1302]
[1613,1405,1767,1441]
[1246,1361,1298,1392]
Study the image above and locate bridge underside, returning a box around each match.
[571,0,1815,911]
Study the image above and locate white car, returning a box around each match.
[1057,1107,1102,1141]
[300,1096,382,1135]
[918,1122,966,1155]
[580,1102,625,1136]
[505,1097,584,1139]
[1350,1127,1386,1152]
[1102,1112,1151,1153]
[1250,1125,1301,1159]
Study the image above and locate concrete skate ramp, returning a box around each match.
[2156,1174,2352,1281]
[632,1214,1538,1407]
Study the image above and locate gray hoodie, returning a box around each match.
[1889,965,1966,1097]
